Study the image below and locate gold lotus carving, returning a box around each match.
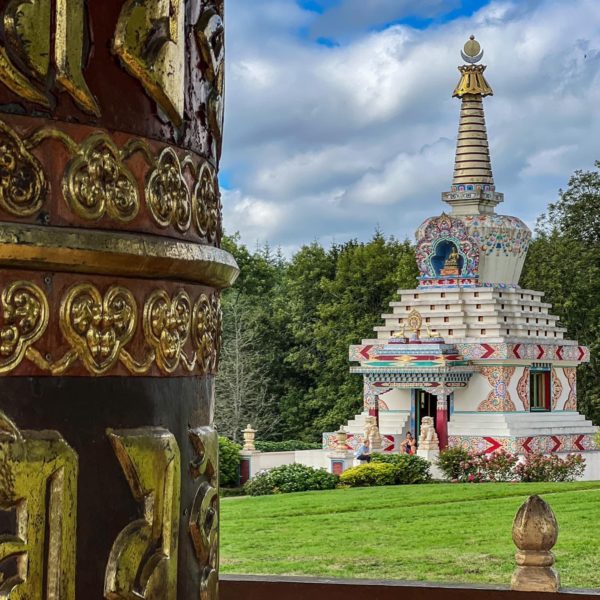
[63,133,139,222]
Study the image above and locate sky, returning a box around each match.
[220,0,600,255]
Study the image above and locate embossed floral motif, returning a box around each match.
[551,369,563,410]
[63,133,139,222]
[0,121,46,216]
[0,281,48,373]
[478,366,516,411]
[563,367,577,411]
[60,284,137,375]
[194,163,222,243]
[143,289,192,373]
[192,293,221,372]
[146,147,191,232]
[517,368,529,411]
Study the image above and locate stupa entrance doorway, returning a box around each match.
[413,390,450,441]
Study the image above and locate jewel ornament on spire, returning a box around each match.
[442,36,504,215]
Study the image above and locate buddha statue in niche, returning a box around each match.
[441,245,461,276]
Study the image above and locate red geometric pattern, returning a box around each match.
[551,369,563,410]
[519,433,596,453]
[478,366,516,411]
[517,368,529,411]
[450,434,597,455]
[563,367,577,411]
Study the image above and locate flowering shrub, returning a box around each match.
[244,463,338,496]
[440,447,585,483]
[514,453,586,482]
[436,447,470,481]
[371,453,431,484]
[459,450,518,483]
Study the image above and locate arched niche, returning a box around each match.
[431,239,464,276]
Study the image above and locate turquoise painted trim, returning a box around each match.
[453,410,530,414]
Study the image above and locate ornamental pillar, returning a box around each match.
[0,1,235,599]
[435,395,449,450]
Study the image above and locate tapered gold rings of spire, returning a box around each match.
[443,35,503,213]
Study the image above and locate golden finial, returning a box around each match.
[453,35,493,98]
[461,35,483,64]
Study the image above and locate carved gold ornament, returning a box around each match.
[0,411,77,599]
[60,284,137,375]
[0,281,49,373]
[0,279,222,376]
[189,427,219,600]
[146,147,192,232]
[194,162,222,243]
[105,428,180,600]
[0,119,225,239]
[63,134,139,222]
[113,0,186,127]
[0,0,99,114]
[196,4,225,159]
[0,120,46,216]
[144,289,194,373]
[193,293,221,373]
[407,309,423,336]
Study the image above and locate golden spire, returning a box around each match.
[453,36,493,97]
[442,35,502,215]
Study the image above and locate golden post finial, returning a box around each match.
[461,35,483,64]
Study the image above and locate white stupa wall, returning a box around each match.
[378,388,411,412]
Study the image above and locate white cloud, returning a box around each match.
[220,0,600,252]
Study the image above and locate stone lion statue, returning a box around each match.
[419,416,439,450]
[364,415,382,450]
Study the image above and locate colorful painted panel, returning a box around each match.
[449,434,597,454]
[517,368,529,411]
[322,432,397,452]
[563,367,577,411]
[478,366,516,411]
[551,369,563,410]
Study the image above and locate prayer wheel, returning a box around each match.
[0,1,236,598]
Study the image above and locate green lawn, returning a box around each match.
[221,481,600,588]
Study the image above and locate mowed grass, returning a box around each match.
[221,481,600,588]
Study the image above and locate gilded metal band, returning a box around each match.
[0,223,238,288]
[0,274,222,377]
[0,116,222,243]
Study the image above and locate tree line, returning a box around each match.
[216,163,600,441]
